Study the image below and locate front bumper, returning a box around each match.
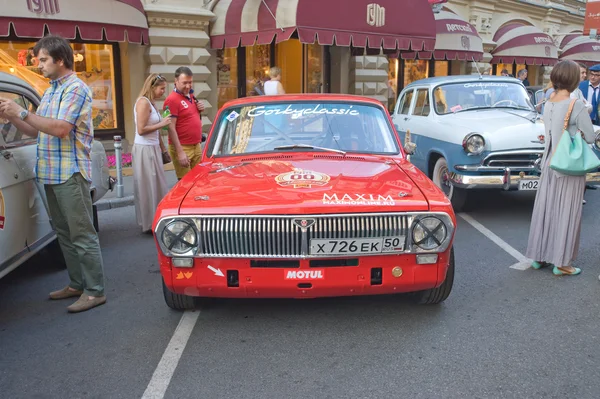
[160,252,452,299]
[450,169,600,190]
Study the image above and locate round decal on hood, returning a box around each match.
[275,169,330,189]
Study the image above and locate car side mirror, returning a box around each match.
[404,142,416,155]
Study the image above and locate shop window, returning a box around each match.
[246,44,271,96]
[387,58,399,112]
[0,40,121,134]
[304,43,324,93]
[412,89,430,116]
[398,90,414,115]
[403,60,429,88]
[434,61,449,77]
[276,40,302,93]
[216,48,238,109]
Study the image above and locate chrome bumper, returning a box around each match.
[450,170,600,190]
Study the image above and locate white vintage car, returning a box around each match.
[392,75,600,210]
[0,72,112,279]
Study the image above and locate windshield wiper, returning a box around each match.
[453,106,494,113]
[274,144,346,155]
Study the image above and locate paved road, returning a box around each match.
[2,189,600,398]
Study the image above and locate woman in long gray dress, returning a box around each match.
[526,60,595,276]
[132,74,172,233]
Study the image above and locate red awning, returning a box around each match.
[210,0,436,51]
[400,10,483,61]
[559,33,600,66]
[491,23,558,65]
[0,0,148,44]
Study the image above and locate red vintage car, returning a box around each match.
[153,94,456,310]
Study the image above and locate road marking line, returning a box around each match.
[141,310,200,399]
[457,213,532,270]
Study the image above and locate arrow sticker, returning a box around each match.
[208,265,225,277]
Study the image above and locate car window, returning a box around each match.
[433,82,534,114]
[411,89,430,117]
[0,91,37,148]
[209,102,400,156]
[397,90,414,115]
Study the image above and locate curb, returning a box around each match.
[95,195,134,211]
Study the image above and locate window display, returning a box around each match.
[0,40,119,131]
[387,58,399,112]
[216,48,238,108]
[304,43,324,93]
[403,60,429,87]
[246,45,271,97]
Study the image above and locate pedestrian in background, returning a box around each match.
[526,60,595,276]
[132,73,172,234]
[517,69,530,86]
[0,35,106,311]
[264,66,285,95]
[578,63,600,125]
[164,66,205,180]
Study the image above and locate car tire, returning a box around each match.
[162,278,196,310]
[414,247,455,305]
[432,157,468,211]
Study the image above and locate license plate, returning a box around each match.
[309,236,405,256]
[518,179,539,191]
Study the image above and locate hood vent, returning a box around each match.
[240,155,293,162]
[313,154,365,161]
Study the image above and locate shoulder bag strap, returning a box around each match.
[562,99,577,131]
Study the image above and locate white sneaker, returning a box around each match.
[583,199,587,204]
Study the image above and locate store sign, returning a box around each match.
[584,0,600,37]
[26,0,60,15]
[367,3,385,28]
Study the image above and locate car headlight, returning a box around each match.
[463,133,485,155]
[161,220,198,255]
[412,216,448,251]
[595,131,600,150]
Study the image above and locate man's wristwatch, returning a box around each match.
[18,109,29,121]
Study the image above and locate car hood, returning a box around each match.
[448,109,545,151]
[178,156,430,215]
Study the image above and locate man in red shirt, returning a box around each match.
[164,66,205,179]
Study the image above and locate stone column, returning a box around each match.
[350,54,390,108]
[142,1,215,133]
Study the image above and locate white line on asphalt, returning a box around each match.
[457,213,532,270]
[141,310,200,399]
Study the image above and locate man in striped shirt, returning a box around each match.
[0,35,106,313]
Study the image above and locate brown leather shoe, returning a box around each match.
[49,286,83,300]
[67,294,107,313]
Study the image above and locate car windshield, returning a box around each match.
[208,102,400,156]
[433,82,534,115]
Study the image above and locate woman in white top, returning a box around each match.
[132,73,172,234]
[264,66,285,95]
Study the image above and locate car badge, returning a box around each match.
[293,218,316,229]
[194,195,210,201]
[398,192,411,197]
[532,134,545,144]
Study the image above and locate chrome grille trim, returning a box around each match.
[183,213,420,259]
[482,150,543,169]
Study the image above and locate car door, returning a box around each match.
[399,88,431,172]
[392,89,415,142]
[0,90,53,278]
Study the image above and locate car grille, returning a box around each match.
[194,214,412,258]
[482,151,543,170]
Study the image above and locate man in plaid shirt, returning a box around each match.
[0,35,106,313]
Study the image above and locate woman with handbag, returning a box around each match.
[132,73,172,234]
[526,60,599,276]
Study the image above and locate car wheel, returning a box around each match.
[414,247,455,305]
[432,157,467,211]
[162,278,196,310]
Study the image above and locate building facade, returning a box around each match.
[1,0,596,147]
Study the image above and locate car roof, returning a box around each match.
[0,72,41,100]
[220,93,386,109]
[404,75,522,89]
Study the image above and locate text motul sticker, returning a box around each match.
[285,270,324,280]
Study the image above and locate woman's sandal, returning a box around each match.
[531,261,552,270]
[552,266,581,276]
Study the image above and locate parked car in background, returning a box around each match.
[0,72,111,279]
[154,94,456,310]
[391,75,600,210]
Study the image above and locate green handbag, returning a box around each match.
[549,99,600,176]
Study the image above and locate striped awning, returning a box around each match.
[210,0,436,51]
[491,23,558,65]
[559,33,600,66]
[401,10,483,61]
